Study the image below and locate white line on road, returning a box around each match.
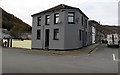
[112,54,116,61]
[112,53,119,62]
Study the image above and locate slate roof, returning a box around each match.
[32,4,89,19]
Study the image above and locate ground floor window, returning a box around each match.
[53,29,59,40]
[37,30,41,40]
[86,32,87,41]
[79,30,81,41]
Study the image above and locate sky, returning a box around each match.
[0,0,119,26]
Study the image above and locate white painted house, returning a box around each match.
[92,26,96,44]
[89,20,105,44]
[31,4,91,50]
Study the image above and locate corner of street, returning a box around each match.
[2,43,118,73]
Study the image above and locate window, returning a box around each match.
[82,16,84,26]
[86,32,87,41]
[45,15,50,25]
[79,30,81,41]
[85,19,87,28]
[54,13,60,24]
[53,29,59,40]
[68,12,75,24]
[37,30,41,40]
[37,17,41,26]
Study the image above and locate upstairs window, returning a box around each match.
[37,17,41,26]
[54,13,60,24]
[85,19,88,28]
[45,15,50,25]
[82,16,84,26]
[68,12,75,24]
[53,29,59,40]
[37,30,41,40]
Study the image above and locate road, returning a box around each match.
[2,44,118,73]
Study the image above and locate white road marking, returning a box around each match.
[112,53,119,62]
[112,54,116,61]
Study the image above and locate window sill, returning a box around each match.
[37,39,41,40]
[53,39,59,40]
[54,23,59,24]
[68,22,75,24]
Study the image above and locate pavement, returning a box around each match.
[29,43,101,56]
[3,43,101,56]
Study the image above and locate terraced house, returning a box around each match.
[32,4,91,50]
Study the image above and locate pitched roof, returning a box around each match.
[32,4,89,19]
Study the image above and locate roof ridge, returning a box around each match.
[31,4,88,19]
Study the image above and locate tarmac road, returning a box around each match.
[2,44,118,73]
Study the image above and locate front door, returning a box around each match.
[45,29,49,49]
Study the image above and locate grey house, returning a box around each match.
[32,4,91,50]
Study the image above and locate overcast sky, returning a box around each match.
[0,0,119,26]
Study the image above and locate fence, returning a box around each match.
[3,39,31,49]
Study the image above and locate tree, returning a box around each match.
[9,25,25,38]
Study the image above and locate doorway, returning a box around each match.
[45,29,49,49]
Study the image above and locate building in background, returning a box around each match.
[0,28,11,39]
[32,4,91,50]
[89,20,105,44]
[92,26,96,44]
[21,33,32,40]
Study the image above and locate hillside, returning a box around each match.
[1,8,32,33]
[101,25,120,34]
[89,20,120,35]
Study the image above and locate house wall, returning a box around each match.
[64,9,89,49]
[32,10,65,49]
[85,17,92,46]
[32,9,91,50]
[96,31,105,43]
[48,10,65,49]
[87,22,92,45]
[32,16,43,49]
